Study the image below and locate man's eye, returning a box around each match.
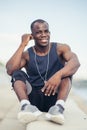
[36,31,41,34]
[45,30,49,33]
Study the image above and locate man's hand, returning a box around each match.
[41,73,61,96]
[21,34,33,47]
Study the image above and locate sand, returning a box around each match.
[0,66,87,130]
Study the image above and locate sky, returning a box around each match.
[0,0,87,79]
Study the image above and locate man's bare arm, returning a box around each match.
[57,43,80,78]
[6,34,33,75]
[42,43,80,96]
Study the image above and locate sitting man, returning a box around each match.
[6,19,80,125]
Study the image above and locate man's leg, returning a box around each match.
[14,80,29,101]
[46,77,72,125]
[57,77,71,101]
[12,70,31,106]
[12,70,42,124]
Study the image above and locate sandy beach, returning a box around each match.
[0,66,87,130]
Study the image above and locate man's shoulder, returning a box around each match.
[55,42,71,55]
[56,43,70,49]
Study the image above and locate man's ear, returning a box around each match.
[31,33,34,40]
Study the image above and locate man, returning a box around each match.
[6,19,80,125]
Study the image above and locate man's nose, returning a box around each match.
[41,31,46,36]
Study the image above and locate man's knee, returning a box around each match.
[11,70,28,87]
[60,76,72,88]
[62,76,72,83]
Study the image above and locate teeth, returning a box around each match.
[41,39,47,42]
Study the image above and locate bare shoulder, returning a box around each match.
[56,43,71,55]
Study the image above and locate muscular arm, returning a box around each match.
[57,43,80,78]
[42,43,80,96]
[6,34,33,75]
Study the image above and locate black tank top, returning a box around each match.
[26,43,64,89]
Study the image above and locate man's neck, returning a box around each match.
[33,43,51,56]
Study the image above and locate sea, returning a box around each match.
[72,79,87,103]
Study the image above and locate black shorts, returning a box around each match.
[11,70,58,112]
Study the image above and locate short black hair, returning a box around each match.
[30,19,49,31]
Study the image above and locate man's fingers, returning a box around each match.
[41,86,46,92]
[47,87,54,96]
[41,82,57,96]
[52,87,57,95]
[44,85,51,96]
[42,85,56,96]
[41,81,48,92]
[41,85,47,92]
[46,86,57,96]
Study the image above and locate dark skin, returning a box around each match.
[6,21,80,99]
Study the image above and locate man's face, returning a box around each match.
[32,22,50,46]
